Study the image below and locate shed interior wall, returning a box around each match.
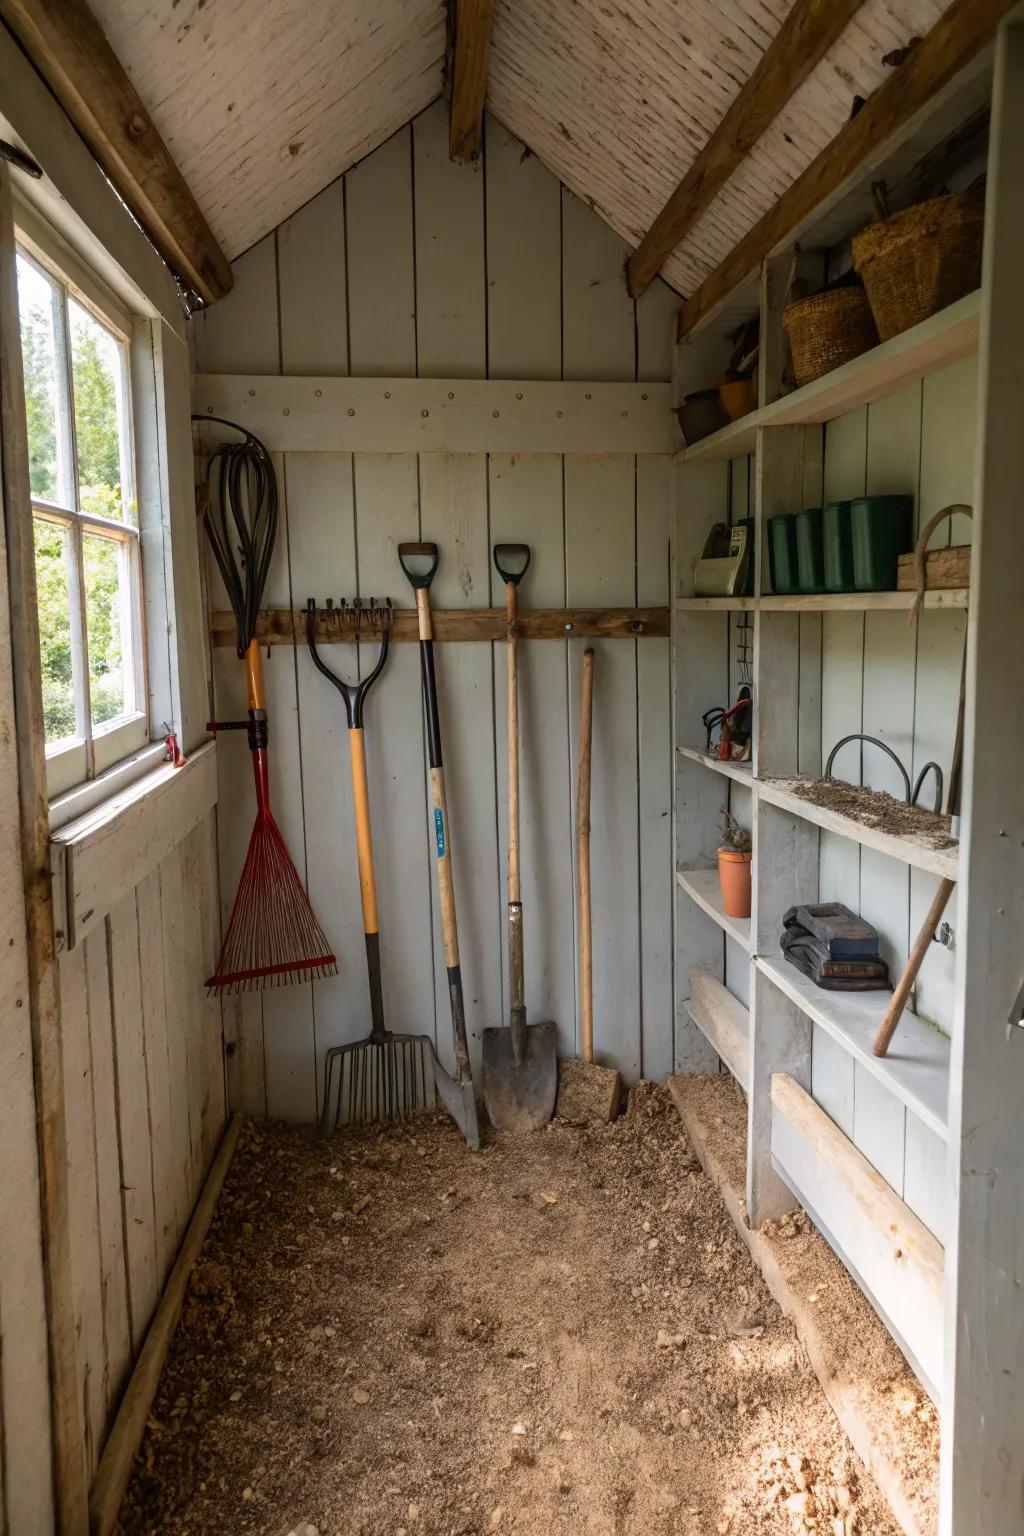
[192,102,683,1122]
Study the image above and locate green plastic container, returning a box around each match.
[851,495,914,591]
[768,513,799,595]
[823,500,855,592]
[795,507,825,593]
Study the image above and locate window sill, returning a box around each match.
[49,736,166,831]
[50,739,217,951]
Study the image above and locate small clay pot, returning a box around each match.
[718,377,756,422]
[717,847,752,919]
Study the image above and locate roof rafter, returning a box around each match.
[626,0,867,298]
[449,0,493,161]
[0,0,233,304]
[678,0,1014,339]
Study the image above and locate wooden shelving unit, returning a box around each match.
[675,289,981,464]
[668,93,1004,1452]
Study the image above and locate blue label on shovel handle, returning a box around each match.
[434,807,446,859]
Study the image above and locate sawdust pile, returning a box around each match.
[766,775,956,853]
[120,1087,907,1536]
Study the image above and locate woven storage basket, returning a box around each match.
[852,194,984,341]
[782,285,878,388]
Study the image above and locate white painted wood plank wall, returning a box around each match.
[56,812,226,1489]
[193,105,679,1118]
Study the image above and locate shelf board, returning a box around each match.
[674,595,756,611]
[686,970,750,1092]
[759,589,968,613]
[676,289,981,464]
[677,591,968,614]
[758,956,949,1140]
[677,868,751,951]
[757,775,959,881]
[676,745,754,786]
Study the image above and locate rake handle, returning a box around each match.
[577,649,595,1063]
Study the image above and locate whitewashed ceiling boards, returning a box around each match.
[84,0,944,292]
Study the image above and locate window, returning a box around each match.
[16,237,147,794]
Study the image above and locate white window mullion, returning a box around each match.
[65,515,93,776]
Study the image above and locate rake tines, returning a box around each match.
[207,753,337,993]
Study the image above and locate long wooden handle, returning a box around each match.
[873,878,955,1056]
[506,580,520,905]
[245,637,265,711]
[577,649,595,1063]
[348,728,379,936]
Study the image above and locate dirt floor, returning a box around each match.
[120,1084,909,1536]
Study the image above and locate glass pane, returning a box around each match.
[17,255,72,506]
[70,297,134,525]
[33,518,76,744]
[84,532,129,726]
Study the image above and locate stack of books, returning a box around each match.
[781,903,891,991]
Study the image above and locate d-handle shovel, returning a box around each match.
[482,543,558,1132]
[397,542,480,1152]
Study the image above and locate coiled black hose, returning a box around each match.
[192,414,277,658]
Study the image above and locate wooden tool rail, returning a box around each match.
[210,606,670,645]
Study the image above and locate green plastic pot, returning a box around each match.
[851,495,914,591]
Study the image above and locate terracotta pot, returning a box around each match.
[718,377,756,422]
[717,847,752,919]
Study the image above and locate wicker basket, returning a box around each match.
[782,285,878,388]
[852,194,984,341]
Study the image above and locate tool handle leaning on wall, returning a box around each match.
[397,543,475,1096]
[577,648,595,1064]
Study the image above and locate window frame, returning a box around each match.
[15,215,149,796]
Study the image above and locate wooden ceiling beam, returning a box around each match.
[678,0,1013,339]
[449,0,493,162]
[0,0,232,305]
[626,0,867,298]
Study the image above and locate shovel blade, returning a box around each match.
[431,1056,481,1151]
[482,1021,558,1132]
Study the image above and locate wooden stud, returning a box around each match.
[678,0,1017,339]
[626,0,866,298]
[448,0,493,162]
[0,0,232,304]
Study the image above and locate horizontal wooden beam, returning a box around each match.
[626,0,866,298]
[211,606,670,648]
[0,0,233,304]
[678,0,1013,339]
[449,0,493,161]
[193,375,677,454]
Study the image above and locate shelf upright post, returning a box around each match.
[940,9,1024,1529]
[747,419,822,1225]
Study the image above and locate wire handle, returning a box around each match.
[493,542,532,586]
[398,541,440,589]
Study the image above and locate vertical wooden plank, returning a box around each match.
[157,849,195,1240]
[58,944,104,1482]
[346,125,436,1070]
[277,181,348,376]
[84,929,131,1422]
[942,22,1024,1526]
[565,456,640,1076]
[485,119,561,380]
[346,129,415,376]
[178,821,223,1165]
[285,452,364,1112]
[421,454,501,1079]
[903,1117,946,1242]
[413,101,486,378]
[919,355,978,548]
[202,236,280,1119]
[107,893,158,1352]
[637,453,674,1081]
[354,455,437,1052]
[561,188,635,382]
[810,1024,854,1137]
[135,868,179,1275]
[489,454,575,1054]
[195,811,228,1161]
[851,1068,907,1195]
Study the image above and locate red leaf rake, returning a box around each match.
[196,416,336,992]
